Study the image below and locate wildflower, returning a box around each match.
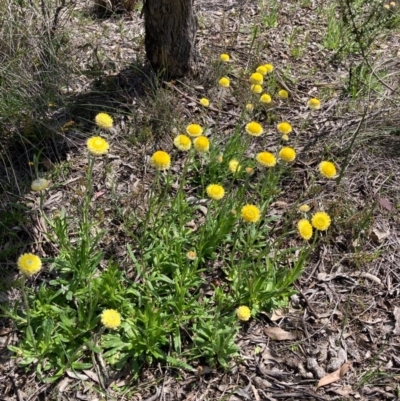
[150,151,171,171]
[229,159,241,173]
[186,123,203,137]
[186,251,197,260]
[217,153,223,163]
[17,253,42,276]
[246,103,254,112]
[311,212,331,231]
[236,306,251,321]
[193,136,210,152]
[307,98,321,110]
[250,72,263,85]
[384,3,390,8]
[87,136,110,156]
[260,93,272,104]
[276,122,292,135]
[241,204,261,223]
[256,152,276,167]
[279,147,296,162]
[319,161,337,179]
[219,77,230,88]
[256,65,268,75]
[251,84,262,94]
[245,121,263,137]
[173,134,191,151]
[390,1,396,6]
[278,89,289,99]
[95,112,113,130]
[101,309,121,329]
[297,219,313,240]
[206,184,225,200]
[245,167,254,175]
[299,204,310,213]
[281,134,289,141]
[220,53,230,62]
[199,98,210,107]
[31,178,50,191]
[264,64,274,73]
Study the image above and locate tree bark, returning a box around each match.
[143,0,197,78]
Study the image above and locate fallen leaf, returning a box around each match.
[266,309,286,322]
[317,362,351,388]
[394,306,400,335]
[378,197,392,211]
[370,228,390,244]
[83,369,100,383]
[261,346,283,364]
[264,327,297,341]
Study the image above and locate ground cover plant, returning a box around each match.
[1,0,400,400]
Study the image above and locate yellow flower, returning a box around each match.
[186,124,203,137]
[206,184,225,200]
[311,212,331,231]
[87,136,110,156]
[281,134,289,141]
[101,309,121,329]
[173,134,191,151]
[229,159,241,173]
[219,77,230,87]
[241,204,261,223]
[220,53,230,62]
[319,161,337,179]
[245,167,254,175]
[277,122,292,135]
[251,84,262,94]
[307,98,321,110]
[260,93,272,104]
[95,112,113,130]
[279,147,296,162]
[250,72,263,85]
[297,219,313,240]
[150,151,171,171]
[17,253,42,276]
[384,3,390,8]
[299,204,311,213]
[278,89,289,99]
[186,250,197,260]
[236,306,251,321]
[264,64,274,73]
[256,152,276,167]
[245,121,263,137]
[256,66,267,76]
[199,98,210,107]
[193,136,210,152]
[390,1,396,6]
[31,178,50,191]
[217,153,223,163]
[246,103,254,112]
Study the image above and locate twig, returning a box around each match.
[295,285,321,320]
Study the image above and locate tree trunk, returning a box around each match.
[143,0,197,78]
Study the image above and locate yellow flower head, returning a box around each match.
[101,309,121,329]
[384,3,390,8]
[245,121,263,137]
[150,150,171,171]
[236,306,251,321]
[250,72,263,85]
[219,77,230,88]
[186,250,197,260]
[241,204,261,223]
[193,136,210,152]
[17,253,42,276]
[307,98,321,110]
[186,123,203,137]
[87,136,110,156]
[246,167,254,175]
[246,103,254,112]
[199,98,210,107]
[256,152,276,167]
[279,147,296,162]
[217,153,224,163]
[173,134,191,151]
[206,184,225,200]
[220,53,230,62]
[260,93,272,104]
[277,122,292,135]
[297,219,313,240]
[390,1,396,6]
[278,89,289,99]
[311,211,331,231]
[264,64,274,73]
[95,112,113,130]
[256,65,267,76]
[229,159,241,173]
[319,161,337,179]
[281,134,289,141]
[31,178,50,191]
[299,204,311,213]
[251,84,262,94]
